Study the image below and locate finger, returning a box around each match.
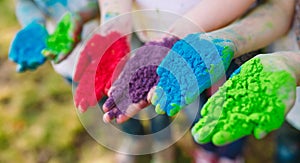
[103,97,116,112]
[115,100,149,124]
[103,107,123,123]
[192,120,217,144]
[124,100,148,117]
[147,86,156,103]
[151,86,164,106]
[107,87,115,97]
[253,126,268,139]
[103,112,112,123]
[77,98,89,113]
[116,114,130,124]
[211,131,241,146]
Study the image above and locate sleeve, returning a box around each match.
[15,0,46,27]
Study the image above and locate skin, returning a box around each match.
[99,0,132,36]
[151,0,295,117]
[192,51,300,146]
[168,0,256,38]
[101,0,257,123]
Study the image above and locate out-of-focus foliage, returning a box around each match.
[0,1,115,162]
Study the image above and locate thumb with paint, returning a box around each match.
[192,52,300,146]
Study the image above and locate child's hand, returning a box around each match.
[151,33,235,116]
[102,37,179,123]
[42,12,83,63]
[192,54,297,146]
[9,21,48,72]
[74,31,130,112]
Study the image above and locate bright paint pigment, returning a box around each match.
[192,58,296,146]
[154,33,234,116]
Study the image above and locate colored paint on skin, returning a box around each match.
[129,65,159,103]
[43,12,80,63]
[44,0,67,7]
[74,32,130,112]
[154,33,235,116]
[103,37,179,119]
[9,21,48,72]
[104,12,119,20]
[192,58,296,146]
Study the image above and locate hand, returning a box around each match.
[102,37,179,123]
[42,12,83,63]
[151,33,235,116]
[191,54,297,146]
[9,21,48,72]
[74,31,130,112]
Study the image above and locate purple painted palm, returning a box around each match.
[103,37,179,122]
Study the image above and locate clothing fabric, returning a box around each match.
[16,0,97,25]
[132,0,200,42]
[275,122,300,163]
[119,106,171,142]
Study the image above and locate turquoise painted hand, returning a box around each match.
[9,21,48,72]
[191,57,296,146]
[153,33,235,116]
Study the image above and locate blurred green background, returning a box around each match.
[0,0,276,162]
[0,0,117,162]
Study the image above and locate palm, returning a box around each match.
[192,54,297,146]
[9,22,48,72]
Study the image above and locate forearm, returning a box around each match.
[187,0,255,32]
[208,0,295,57]
[99,0,132,35]
[168,0,255,38]
[76,1,99,24]
[16,0,46,27]
[281,51,300,85]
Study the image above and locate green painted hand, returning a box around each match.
[192,54,297,146]
[43,12,82,63]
